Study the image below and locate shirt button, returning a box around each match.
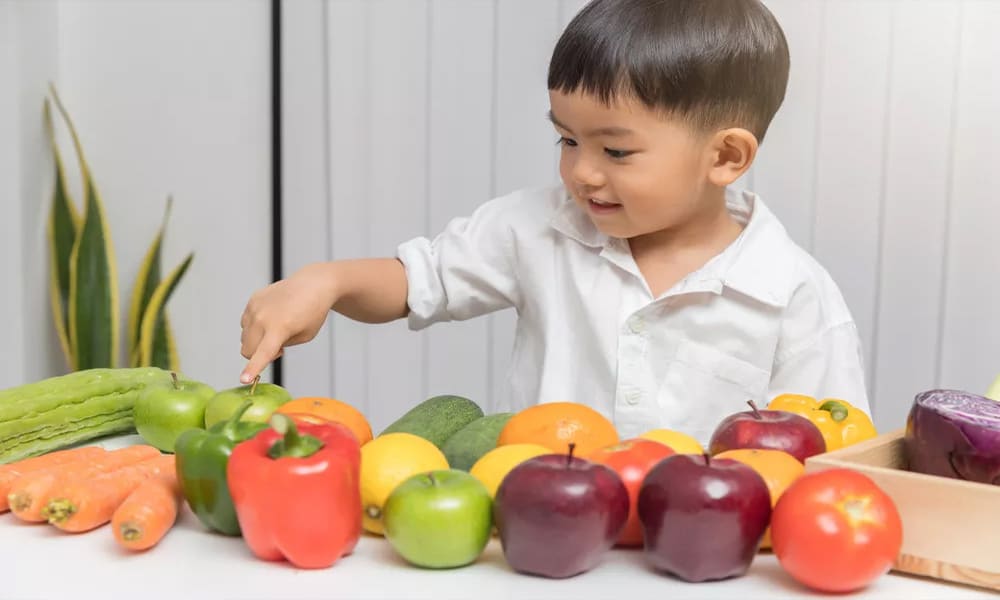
[628,315,646,333]
[625,390,642,405]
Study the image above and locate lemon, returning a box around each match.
[469,443,551,498]
[360,432,449,535]
[639,429,705,454]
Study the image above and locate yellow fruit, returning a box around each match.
[360,432,449,535]
[638,429,705,455]
[469,443,552,498]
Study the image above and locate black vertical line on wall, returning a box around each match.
[270,0,284,386]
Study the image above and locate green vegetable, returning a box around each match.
[174,400,267,536]
[380,395,484,449]
[0,367,174,464]
[441,413,515,471]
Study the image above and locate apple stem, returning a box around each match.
[170,372,179,390]
[747,399,763,420]
[567,442,576,467]
[249,375,260,396]
[703,452,711,467]
[427,471,437,486]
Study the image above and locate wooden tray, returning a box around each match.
[804,428,1000,591]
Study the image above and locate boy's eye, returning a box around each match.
[556,136,578,147]
[604,148,634,159]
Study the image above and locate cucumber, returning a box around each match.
[380,394,484,449]
[441,412,515,471]
[0,367,176,463]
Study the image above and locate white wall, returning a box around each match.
[282,0,1000,434]
[0,0,272,391]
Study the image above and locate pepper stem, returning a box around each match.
[747,399,763,419]
[218,399,256,437]
[819,400,849,422]
[266,414,324,459]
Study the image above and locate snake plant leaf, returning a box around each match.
[127,197,173,366]
[52,84,120,370]
[138,253,193,370]
[43,98,81,371]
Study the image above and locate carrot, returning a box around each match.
[44,454,175,532]
[0,446,107,512]
[7,445,161,522]
[112,469,181,551]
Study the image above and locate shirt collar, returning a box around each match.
[548,186,797,307]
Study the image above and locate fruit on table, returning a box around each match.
[638,453,772,582]
[441,412,514,471]
[228,414,362,570]
[134,372,215,452]
[383,469,493,568]
[360,432,450,535]
[586,438,675,547]
[708,400,826,463]
[379,395,484,449]
[203,378,291,429]
[497,402,620,457]
[275,396,372,445]
[770,468,902,593]
[638,428,705,454]
[468,443,551,498]
[767,394,877,451]
[0,367,176,464]
[713,448,804,548]
[493,445,629,579]
[174,400,267,536]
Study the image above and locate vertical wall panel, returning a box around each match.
[366,0,431,431]
[281,0,334,399]
[873,1,960,428]
[424,0,495,405]
[754,0,824,249]
[490,0,562,411]
[327,0,372,413]
[940,1,1000,394]
[812,0,893,397]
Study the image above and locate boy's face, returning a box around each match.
[548,89,719,241]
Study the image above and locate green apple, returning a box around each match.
[203,380,292,429]
[134,372,216,452]
[383,469,493,569]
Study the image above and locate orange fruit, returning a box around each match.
[714,448,805,549]
[497,402,619,457]
[276,397,373,445]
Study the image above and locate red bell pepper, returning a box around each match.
[227,414,362,569]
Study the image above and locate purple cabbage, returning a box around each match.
[905,389,1000,486]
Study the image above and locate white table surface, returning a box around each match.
[3,435,994,600]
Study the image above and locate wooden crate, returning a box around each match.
[804,428,1000,591]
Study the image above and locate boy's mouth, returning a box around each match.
[587,197,623,214]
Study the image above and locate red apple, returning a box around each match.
[708,400,826,463]
[587,438,676,547]
[638,453,772,582]
[493,444,629,578]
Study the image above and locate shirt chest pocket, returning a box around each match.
[658,340,771,441]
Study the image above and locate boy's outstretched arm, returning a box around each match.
[239,258,409,383]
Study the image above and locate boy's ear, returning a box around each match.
[706,128,758,187]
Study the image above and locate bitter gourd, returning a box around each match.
[0,367,175,463]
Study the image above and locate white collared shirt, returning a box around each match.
[397,185,870,446]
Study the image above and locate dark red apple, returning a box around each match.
[708,400,826,462]
[493,444,629,578]
[637,453,771,582]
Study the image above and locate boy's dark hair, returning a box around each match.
[548,0,790,142]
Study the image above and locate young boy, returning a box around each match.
[239,0,870,444]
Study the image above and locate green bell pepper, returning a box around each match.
[174,400,267,536]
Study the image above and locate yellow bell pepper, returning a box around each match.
[767,394,878,452]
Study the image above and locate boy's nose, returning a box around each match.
[570,156,606,188]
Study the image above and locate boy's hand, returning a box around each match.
[239,263,338,384]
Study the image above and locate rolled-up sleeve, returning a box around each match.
[396,196,521,331]
[768,321,872,418]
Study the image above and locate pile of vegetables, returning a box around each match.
[905,389,1000,486]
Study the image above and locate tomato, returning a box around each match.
[586,438,675,546]
[770,468,903,593]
